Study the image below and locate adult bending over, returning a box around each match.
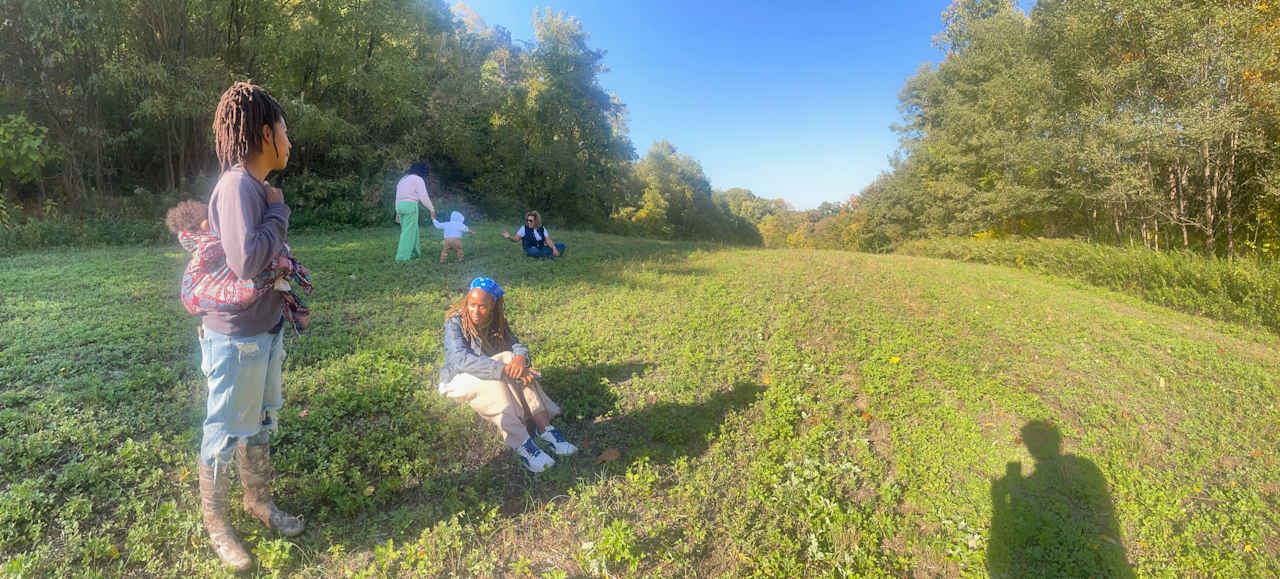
[394,162,436,261]
[501,210,565,258]
[197,81,304,572]
[438,277,577,472]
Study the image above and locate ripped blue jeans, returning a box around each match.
[198,325,284,467]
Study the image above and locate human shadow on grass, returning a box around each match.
[276,363,764,568]
[987,420,1133,578]
[535,361,644,423]
[492,378,765,517]
[355,369,760,547]
[571,380,765,465]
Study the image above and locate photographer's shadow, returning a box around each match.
[987,420,1134,578]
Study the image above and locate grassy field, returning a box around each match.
[898,237,1280,337]
[2,224,1278,577]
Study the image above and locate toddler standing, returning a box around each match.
[432,211,474,263]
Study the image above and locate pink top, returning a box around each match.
[395,174,434,212]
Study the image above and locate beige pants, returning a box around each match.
[441,352,561,449]
[441,237,463,262]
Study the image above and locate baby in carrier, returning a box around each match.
[165,200,312,333]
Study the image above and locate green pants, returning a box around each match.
[395,201,422,261]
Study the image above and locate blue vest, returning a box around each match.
[521,226,547,249]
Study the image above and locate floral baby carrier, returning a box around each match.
[179,230,313,332]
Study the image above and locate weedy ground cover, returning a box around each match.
[899,237,1280,337]
[2,226,1278,576]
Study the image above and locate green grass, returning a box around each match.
[2,225,1278,576]
[898,237,1280,338]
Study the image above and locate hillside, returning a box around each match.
[1,226,1278,576]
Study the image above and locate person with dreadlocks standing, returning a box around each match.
[196,81,304,572]
[393,162,436,261]
[438,277,578,472]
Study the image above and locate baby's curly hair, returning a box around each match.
[165,200,208,234]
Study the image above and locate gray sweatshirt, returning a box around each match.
[204,166,291,337]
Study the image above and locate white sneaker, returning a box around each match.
[517,437,555,472]
[539,426,578,456]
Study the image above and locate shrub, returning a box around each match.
[286,173,376,230]
[0,214,168,255]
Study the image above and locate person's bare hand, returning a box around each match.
[504,354,529,381]
[501,231,511,239]
[265,181,284,205]
[395,214,401,224]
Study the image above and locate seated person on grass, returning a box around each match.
[501,210,565,258]
[437,277,576,472]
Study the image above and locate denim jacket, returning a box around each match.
[439,314,530,386]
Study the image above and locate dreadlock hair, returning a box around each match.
[212,82,285,171]
[165,200,208,234]
[444,292,516,356]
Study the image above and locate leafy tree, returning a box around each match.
[865,0,1280,257]
[713,187,782,224]
[0,114,55,197]
[477,9,634,226]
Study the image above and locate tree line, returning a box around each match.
[0,0,758,243]
[750,0,1280,257]
[850,0,1280,257]
[6,0,1277,255]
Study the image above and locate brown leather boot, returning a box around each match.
[236,443,305,537]
[198,462,253,572]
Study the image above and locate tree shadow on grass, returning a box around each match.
[987,420,1134,578]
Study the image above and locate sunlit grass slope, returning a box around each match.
[1,225,1277,576]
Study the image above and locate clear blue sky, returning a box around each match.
[457,1,1034,210]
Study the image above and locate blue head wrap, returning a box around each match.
[469,277,503,299]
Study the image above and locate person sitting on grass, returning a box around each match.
[501,210,565,259]
[437,277,577,472]
[165,199,311,333]
[432,210,474,264]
